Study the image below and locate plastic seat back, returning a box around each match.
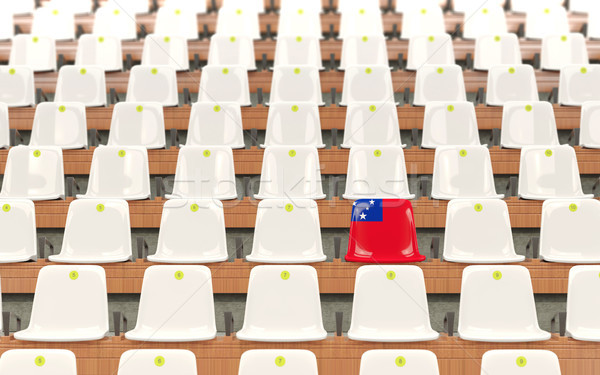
[346,199,425,263]
[570,0,598,13]
[93,5,137,40]
[349,266,438,342]
[198,65,251,106]
[155,5,198,40]
[343,146,413,199]
[277,7,322,39]
[463,5,507,39]
[248,199,325,263]
[518,145,591,200]
[339,7,384,39]
[236,265,327,342]
[406,34,455,71]
[263,102,324,147]
[579,101,600,148]
[280,0,322,13]
[340,35,389,70]
[47,0,91,14]
[474,33,522,71]
[422,101,480,148]
[0,350,77,374]
[49,199,132,263]
[559,64,600,106]
[208,35,256,70]
[458,266,550,342]
[414,65,467,106]
[401,4,445,39]
[274,36,323,69]
[360,350,440,375]
[541,33,589,71]
[186,102,244,148]
[79,146,151,200]
[14,265,109,342]
[480,350,561,374]
[75,34,123,71]
[9,34,56,72]
[269,65,324,105]
[443,199,523,263]
[0,103,11,148]
[338,0,380,13]
[164,0,207,13]
[167,146,237,200]
[107,102,166,149]
[30,102,87,149]
[540,200,600,263]
[341,102,402,148]
[566,265,600,341]
[106,0,148,14]
[453,0,504,13]
[239,350,318,375]
[117,350,197,375]
[500,101,559,148]
[55,66,107,107]
[340,65,394,105]
[0,9,13,40]
[0,146,64,200]
[0,199,37,263]
[141,34,189,71]
[31,7,75,40]
[126,65,178,106]
[589,8,600,39]
[0,66,35,107]
[255,146,325,199]
[216,6,260,39]
[126,265,216,341]
[223,0,265,14]
[512,0,563,13]
[151,199,228,263]
[431,146,502,200]
[0,0,35,15]
[486,65,539,106]
[526,6,569,39]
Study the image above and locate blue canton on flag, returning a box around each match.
[351,199,383,222]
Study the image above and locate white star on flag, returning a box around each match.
[353,201,357,206]
[360,213,367,220]
[369,200,375,205]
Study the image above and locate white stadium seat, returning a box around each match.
[263,102,325,148]
[541,33,589,71]
[236,265,327,342]
[0,66,35,107]
[47,0,92,14]
[401,4,445,39]
[463,5,508,40]
[500,101,559,148]
[512,0,563,13]
[238,350,319,375]
[14,265,109,342]
[77,146,151,200]
[579,101,600,148]
[486,65,539,106]
[0,0,35,15]
[359,350,440,375]
[443,199,524,263]
[474,33,522,71]
[106,0,148,15]
[566,265,600,341]
[269,66,324,105]
[432,146,503,200]
[149,199,229,263]
[126,265,217,341]
[421,101,480,148]
[273,36,324,70]
[0,199,37,263]
[343,146,414,200]
[413,65,467,106]
[30,102,88,149]
[0,350,77,374]
[9,34,56,72]
[155,5,199,40]
[340,65,395,106]
[247,199,326,263]
[525,6,569,39]
[93,4,137,40]
[141,34,190,71]
[480,350,561,374]
[540,199,600,263]
[518,145,592,200]
[163,0,207,14]
[559,64,600,106]
[208,35,257,71]
[341,102,403,148]
[458,265,551,342]
[75,34,123,72]
[198,65,251,106]
[0,9,13,40]
[216,6,260,40]
[348,266,439,342]
[0,146,64,201]
[339,7,384,39]
[55,66,107,107]
[167,146,237,200]
[107,102,166,149]
[117,350,197,375]
[186,102,244,148]
[48,199,132,263]
[31,7,75,40]
[255,146,326,200]
[277,7,322,39]
[406,34,455,71]
[126,65,179,106]
[0,103,8,148]
[340,35,389,71]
